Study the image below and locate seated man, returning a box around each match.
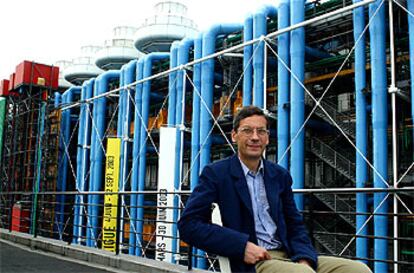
[178,106,372,273]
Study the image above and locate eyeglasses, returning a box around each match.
[237,127,269,137]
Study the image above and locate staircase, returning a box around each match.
[310,137,356,183]
[311,178,356,228]
[305,95,355,139]
[312,220,355,256]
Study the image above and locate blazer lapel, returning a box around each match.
[230,155,254,217]
[263,160,280,224]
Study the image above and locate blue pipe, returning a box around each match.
[117,67,125,136]
[176,38,194,125]
[277,0,290,170]
[190,33,203,192]
[87,70,120,247]
[200,23,243,167]
[57,86,81,239]
[243,15,253,106]
[353,0,368,262]
[168,42,180,125]
[136,53,169,256]
[73,80,94,243]
[253,5,277,108]
[118,60,137,247]
[54,92,61,107]
[290,0,305,210]
[129,58,145,255]
[190,33,202,268]
[199,23,242,269]
[408,0,414,149]
[369,1,388,272]
[172,37,195,262]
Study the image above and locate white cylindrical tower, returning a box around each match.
[64,45,104,85]
[95,26,145,70]
[134,1,198,53]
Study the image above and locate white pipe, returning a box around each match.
[387,1,398,273]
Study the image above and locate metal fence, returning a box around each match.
[1,187,413,273]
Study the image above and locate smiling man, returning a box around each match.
[178,106,372,273]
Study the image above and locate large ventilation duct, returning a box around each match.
[189,35,203,268]
[253,5,277,108]
[168,41,180,125]
[353,0,369,263]
[290,0,306,210]
[95,26,144,70]
[172,37,194,261]
[117,60,137,245]
[54,92,62,107]
[243,15,253,106]
[135,53,170,256]
[73,79,94,244]
[56,86,81,239]
[277,0,290,170]
[134,1,198,53]
[129,58,145,255]
[190,33,202,193]
[369,1,388,272]
[64,45,104,85]
[86,70,120,247]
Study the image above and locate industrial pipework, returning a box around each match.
[87,70,120,247]
[73,79,94,244]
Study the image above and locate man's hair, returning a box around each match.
[233,105,269,131]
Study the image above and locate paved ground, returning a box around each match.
[0,241,115,273]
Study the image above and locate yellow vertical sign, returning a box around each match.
[102,138,121,252]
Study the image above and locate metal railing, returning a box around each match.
[0,187,413,273]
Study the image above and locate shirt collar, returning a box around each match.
[238,157,264,177]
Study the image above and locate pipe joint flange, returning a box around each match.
[178,124,187,131]
[263,109,276,120]
[388,86,400,94]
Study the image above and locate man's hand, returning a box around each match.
[298,259,311,267]
[243,242,271,264]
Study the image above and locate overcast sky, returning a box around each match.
[0,0,279,79]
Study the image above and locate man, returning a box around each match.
[178,106,372,273]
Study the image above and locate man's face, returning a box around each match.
[231,115,269,162]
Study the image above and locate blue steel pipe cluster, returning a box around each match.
[52,1,414,272]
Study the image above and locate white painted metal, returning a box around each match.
[64,45,104,84]
[155,127,179,263]
[134,1,198,53]
[95,26,144,70]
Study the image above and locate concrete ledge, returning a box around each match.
[0,228,208,273]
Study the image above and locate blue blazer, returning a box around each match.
[178,155,318,273]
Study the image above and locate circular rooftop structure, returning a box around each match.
[95,26,145,70]
[64,45,104,85]
[134,1,198,53]
[54,60,73,90]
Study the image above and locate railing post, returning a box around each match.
[187,245,193,270]
[8,193,15,232]
[67,193,75,245]
[32,192,40,238]
[115,191,122,255]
